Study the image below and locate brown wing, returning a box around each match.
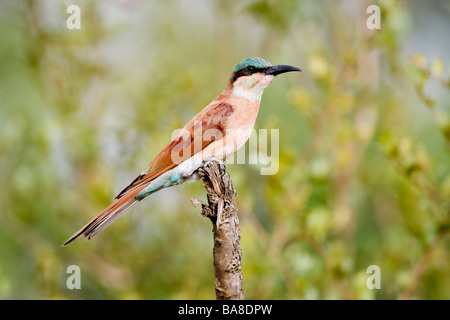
[115,102,234,199]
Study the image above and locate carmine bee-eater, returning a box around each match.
[63,57,301,246]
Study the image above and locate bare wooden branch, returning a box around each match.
[191,160,244,300]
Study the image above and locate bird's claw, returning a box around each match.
[203,157,226,176]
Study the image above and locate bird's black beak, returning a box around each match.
[265,65,302,76]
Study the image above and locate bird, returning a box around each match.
[62,57,301,246]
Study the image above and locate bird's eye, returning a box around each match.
[246,66,255,72]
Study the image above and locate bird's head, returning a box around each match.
[229,57,301,98]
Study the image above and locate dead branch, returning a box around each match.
[191,160,244,300]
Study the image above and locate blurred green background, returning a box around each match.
[0,0,449,299]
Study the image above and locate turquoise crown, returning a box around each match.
[232,57,272,73]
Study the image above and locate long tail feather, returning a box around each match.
[62,186,145,246]
[85,199,140,239]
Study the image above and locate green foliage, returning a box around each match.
[0,0,449,299]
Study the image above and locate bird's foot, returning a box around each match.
[203,157,226,176]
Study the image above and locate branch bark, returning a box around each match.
[191,160,244,300]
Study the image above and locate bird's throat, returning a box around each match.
[231,74,274,101]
